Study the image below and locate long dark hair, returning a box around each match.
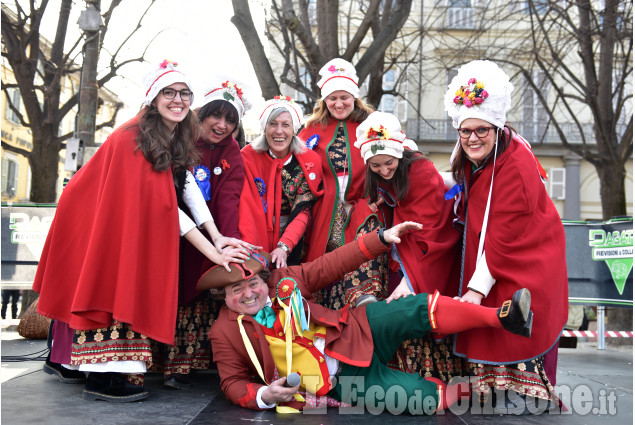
[450,124,516,185]
[135,105,200,174]
[365,149,425,204]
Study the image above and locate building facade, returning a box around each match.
[276,0,632,220]
[1,52,120,204]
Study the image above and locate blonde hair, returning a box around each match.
[305,98,374,129]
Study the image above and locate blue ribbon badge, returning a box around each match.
[193,165,212,201]
[254,177,267,213]
[306,134,319,150]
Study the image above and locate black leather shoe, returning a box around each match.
[82,372,149,402]
[43,352,86,384]
[163,374,191,390]
[497,288,532,337]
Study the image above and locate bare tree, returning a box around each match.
[506,0,632,220]
[230,0,414,112]
[435,0,632,220]
[1,0,156,203]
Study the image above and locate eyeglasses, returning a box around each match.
[161,88,193,101]
[457,126,496,140]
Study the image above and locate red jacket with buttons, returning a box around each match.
[209,231,388,410]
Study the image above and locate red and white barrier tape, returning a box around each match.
[561,330,633,338]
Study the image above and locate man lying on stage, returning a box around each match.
[203,221,533,414]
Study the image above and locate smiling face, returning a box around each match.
[224,275,269,316]
[153,82,191,131]
[367,154,400,180]
[265,111,294,158]
[325,90,355,120]
[201,109,238,144]
[459,118,497,166]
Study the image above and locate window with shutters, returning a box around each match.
[446,0,474,29]
[4,88,22,124]
[549,168,566,200]
[521,70,550,143]
[1,155,19,197]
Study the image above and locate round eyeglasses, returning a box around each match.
[457,126,496,140]
[161,88,193,102]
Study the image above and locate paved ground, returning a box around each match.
[1,322,632,425]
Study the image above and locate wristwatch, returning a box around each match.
[277,241,290,253]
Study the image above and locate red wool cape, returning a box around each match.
[33,117,180,344]
[454,135,569,364]
[298,119,380,261]
[379,157,461,296]
[238,145,324,252]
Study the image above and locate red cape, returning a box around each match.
[238,145,324,252]
[33,117,180,344]
[299,120,380,261]
[180,136,245,304]
[454,134,569,363]
[379,158,461,296]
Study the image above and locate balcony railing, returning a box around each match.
[446,7,475,29]
[404,118,625,145]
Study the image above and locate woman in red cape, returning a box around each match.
[33,61,251,402]
[239,96,324,268]
[151,79,251,390]
[444,60,568,411]
[355,111,465,384]
[298,58,388,309]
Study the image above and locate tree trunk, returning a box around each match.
[29,131,61,203]
[596,161,627,220]
[366,64,384,108]
[231,0,280,99]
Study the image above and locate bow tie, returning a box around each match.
[252,306,276,329]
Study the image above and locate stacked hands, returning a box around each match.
[212,236,261,272]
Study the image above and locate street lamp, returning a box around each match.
[77,3,102,32]
[73,1,103,169]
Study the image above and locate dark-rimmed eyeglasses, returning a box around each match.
[457,126,496,140]
[161,88,193,101]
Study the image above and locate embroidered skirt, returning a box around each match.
[314,212,389,309]
[468,356,559,402]
[150,294,222,377]
[71,321,152,367]
[390,334,468,382]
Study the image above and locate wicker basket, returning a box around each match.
[17,298,51,340]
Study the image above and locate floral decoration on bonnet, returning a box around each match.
[159,59,177,69]
[221,80,243,101]
[274,95,294,102]
[453,78,489,108]
[328,64,346,73]
[366,125,391,155]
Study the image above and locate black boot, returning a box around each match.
[497,288,533,337]
[163,373,191,390]
[43,351,86,384]
[82,372,149,402]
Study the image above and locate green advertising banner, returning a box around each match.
[565,218,633,307]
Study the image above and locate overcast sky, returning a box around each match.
[37,0,266,127]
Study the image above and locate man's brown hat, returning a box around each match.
[196,250,272,290]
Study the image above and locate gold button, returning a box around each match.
[319,358,324,363]
[278,332,283,336]
[308,342,313,346]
